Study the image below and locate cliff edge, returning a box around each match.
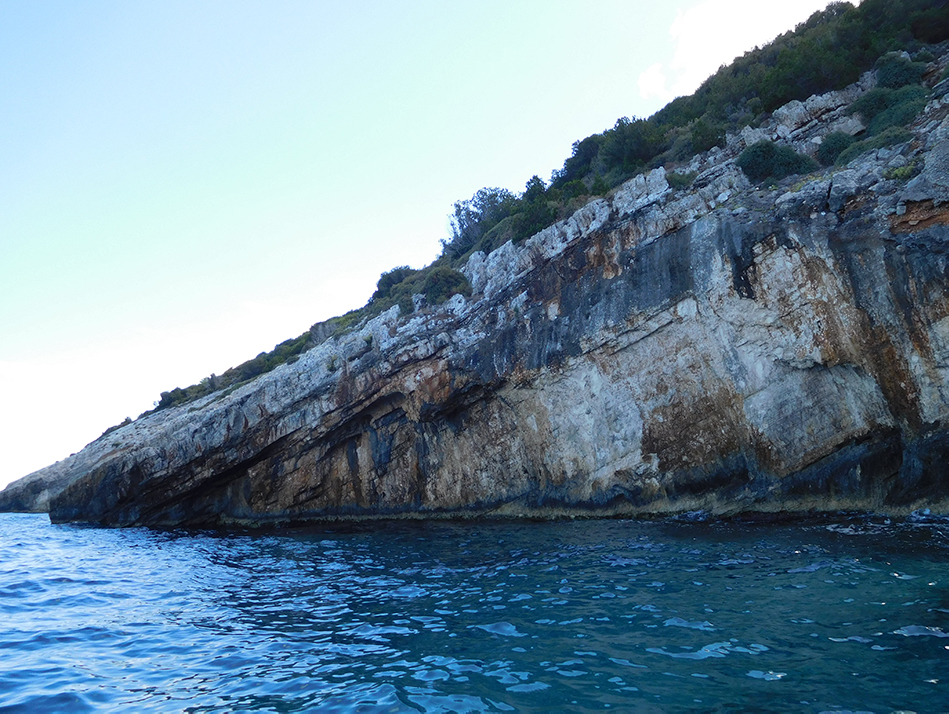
[6,72,949,526]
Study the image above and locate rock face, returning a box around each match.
[6,77,949,526]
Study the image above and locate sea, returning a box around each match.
[1,511,948,713]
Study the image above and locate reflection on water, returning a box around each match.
[1,512,948,712]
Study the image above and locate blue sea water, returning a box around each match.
[1,512,948,713]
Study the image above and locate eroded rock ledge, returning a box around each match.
[6,77,949,526]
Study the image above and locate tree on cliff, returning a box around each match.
[511,175,557,243]
[443,187,517,260]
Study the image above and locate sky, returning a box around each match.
[0,0,842,489]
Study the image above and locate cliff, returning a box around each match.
[6,72,949,527]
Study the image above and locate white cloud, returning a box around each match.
[639,0,839,103]
[638,63,673,104]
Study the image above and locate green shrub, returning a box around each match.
[690,118,725,153]
[420,266,471,304]
[372,266,417,302]
[817,132,857,165]
[561,179,588,200]
[667,171,697,190]
[663,129,694,163]
[372,269,426,314]
[509,176,558,243]
[600,116,667,173]
[835,126,914,165]
[876,53,927,88]
[850,85,929,132]
[327,307,370,336]
[866,85,929,134]
[551,135,604,188]
[603,165,636,190]
[736,141,819,182]
[398,295,414,316]
[270,335,309,363]
[883,162,918,180]
[850,87,896,122]
[477,215,517,254]
[590,175,609,195]
[910,6,949,44]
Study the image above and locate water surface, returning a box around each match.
[1,512,948,712]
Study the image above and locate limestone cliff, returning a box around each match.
[6,73,949,526]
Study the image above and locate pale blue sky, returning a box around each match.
[0,0,837,488]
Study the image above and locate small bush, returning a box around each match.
[876,53,927,89]
[817,132,856,166]
[835,127,914,165]
[667,171,697,190]
[327,307,370,336]
[372,266,417,302]
[850,87,896,122]
[511,200,557,244]
[691,118,725,153]
[736,141,819,182]
[590,175,609,195]
[477,215,516,255]
[883,162,918,181]
[866,85,929,135]
[664,129,693,163]
[420,266,471,304]
[370,268,426,314]
[850,85,929,132]
[561,179,588,200]
[398,295,414,315]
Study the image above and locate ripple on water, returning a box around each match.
[471,622,527,637]
[1,513,948,711]
[893,625,949,637]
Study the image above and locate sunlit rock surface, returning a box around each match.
[5,75,949,526]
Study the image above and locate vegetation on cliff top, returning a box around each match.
[437,0,946,261]
[147,0,949,415]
